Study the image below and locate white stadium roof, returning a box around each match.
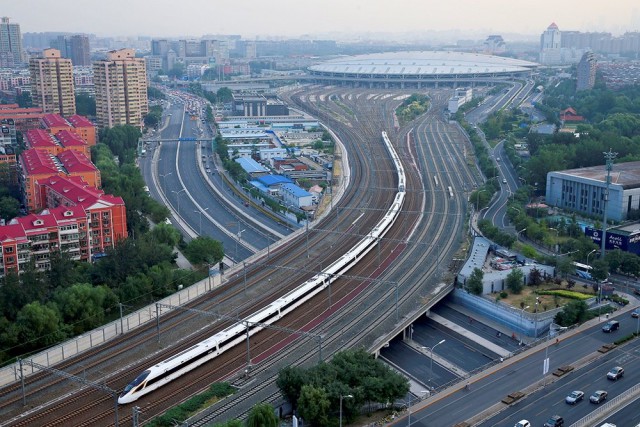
[308,51,538,76]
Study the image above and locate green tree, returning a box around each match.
[246,403,278,427]
[554,300,589,327]
[183,236,224,265]
[216,87,233,103]
[75,93,96,116]
[298,385,331,427]
[506,268,525,294]
[556,256,575,278]
[591,258,609,282]
[149,223,182,247]
[16,92,32,108]
[466,267,484,295]
[0,196,19,221]
[47,250,87,289]
[14,302,67,350]
[277,366,308,409]
[54,284,118,334]
[147,86,166,100]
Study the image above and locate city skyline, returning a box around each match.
[5,0,640,41]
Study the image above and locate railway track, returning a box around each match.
[2,86,479,426]
[1,86,397,426]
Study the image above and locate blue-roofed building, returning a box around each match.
[257,175,292,187]
[281,182,313,208]
[249,174,293,196]
[235,157,269,176]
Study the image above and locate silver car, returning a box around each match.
[565,390,584,404]
[590,390,608,403]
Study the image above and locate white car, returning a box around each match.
[514,421,530,427]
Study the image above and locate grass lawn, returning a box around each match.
[490,280,597,313]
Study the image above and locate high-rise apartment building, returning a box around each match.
[29,49,77,116]
[576,51,597,91]
[52,34,91,66]
[0,17,24,67]
[93,48,148,129]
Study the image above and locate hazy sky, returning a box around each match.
[5,0,640,40]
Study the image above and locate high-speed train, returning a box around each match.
[118,131,406,404]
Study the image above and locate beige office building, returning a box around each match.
[29,49,76,116]
[93,49,148,128]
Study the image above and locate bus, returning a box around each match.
[572,262,593,280]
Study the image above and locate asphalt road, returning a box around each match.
[400,310,640,426]
[141,98,291,263]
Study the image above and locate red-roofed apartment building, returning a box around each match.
[53,130,90,157]
[0,176,127,275]
[24,128,90,159]
[18,148,101,211]
[24,129,63,156]
[0,104,46,132]
[19,149,63,211]
[66,115,97,146]
[42,113,97,146]
[57,149,101,188]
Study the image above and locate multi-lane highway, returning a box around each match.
[139,97,290,263]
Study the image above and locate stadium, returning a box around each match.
[307,51,538,88]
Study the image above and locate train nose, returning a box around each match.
[117,394,132,405]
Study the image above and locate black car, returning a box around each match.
[602,320,620,332]
[543,415,564,427]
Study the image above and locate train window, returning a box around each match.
[121,370,150,395]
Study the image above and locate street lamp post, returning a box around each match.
[339,394,352,427]
[235,228,246,262]
[171,188,186,215]
[587,249,597,266]
[517,227,527,241]
[194,207,209,235]
[426,339,446,385]
[534,297,540,338]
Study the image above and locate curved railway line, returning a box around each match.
[0,86,479,426]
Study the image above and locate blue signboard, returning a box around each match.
[585,226,640,255]
[178,137,197,142]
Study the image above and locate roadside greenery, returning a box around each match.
[396,94,429,124]
[505,268,525,294]
[536,289,593,300]
[0,125,225,365]
[148,383,236,427]
[466,267,484,295]
[277,349,409,426]
[144,105,163,128]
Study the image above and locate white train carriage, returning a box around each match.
[118,130,406,404]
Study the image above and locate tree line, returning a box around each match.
[0,125,224,365]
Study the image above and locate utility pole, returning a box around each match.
[601,149,617,260]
